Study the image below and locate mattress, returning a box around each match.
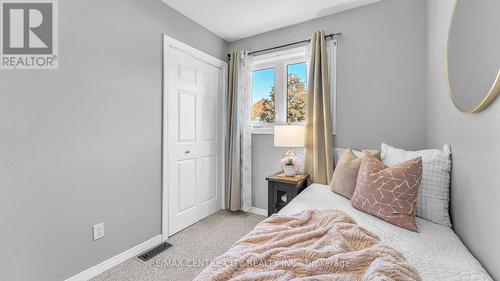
[279,184,492,281]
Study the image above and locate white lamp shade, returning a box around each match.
[274,125,305,147]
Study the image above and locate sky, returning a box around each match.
[252,63,307,103]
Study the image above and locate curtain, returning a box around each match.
[304,31,334,184]
[240,53,253,212]
[226,51,252,211]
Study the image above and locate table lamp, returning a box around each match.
[274,125,305,176]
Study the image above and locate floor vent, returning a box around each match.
[138,242,172,261]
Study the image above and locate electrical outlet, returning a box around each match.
[93,223,104,241]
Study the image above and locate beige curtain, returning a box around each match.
[226,52,242,211]
[304,31,334,184]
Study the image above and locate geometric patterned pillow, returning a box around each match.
[381,143,452,227]
[351,153,423,232]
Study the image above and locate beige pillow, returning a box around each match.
[330,148,380,199]
[351,153,423,232]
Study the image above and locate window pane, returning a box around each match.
[252,68,275,123]
[287,63,307,123]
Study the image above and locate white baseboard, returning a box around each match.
[248,207,267,217]
[65,235,162,281]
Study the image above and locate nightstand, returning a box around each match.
[266,172,310,216]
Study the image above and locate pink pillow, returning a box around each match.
[351,153,423,232]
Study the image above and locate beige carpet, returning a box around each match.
[91,210,265,281]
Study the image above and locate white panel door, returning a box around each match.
[166,44,223,236]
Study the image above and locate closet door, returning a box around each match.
[165,42,224,236]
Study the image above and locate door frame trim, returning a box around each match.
[162,34,227,242]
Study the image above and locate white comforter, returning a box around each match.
[279,184,492,281]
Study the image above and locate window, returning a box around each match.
[287,63,307,123]
[251,47,307,132]
[250,42,337,134]
[251,68,275,123]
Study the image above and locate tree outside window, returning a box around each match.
[251,63,307,124]
[287,63,307,123]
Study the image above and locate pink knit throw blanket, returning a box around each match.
[195,209,421,281]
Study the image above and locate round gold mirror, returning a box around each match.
[447,0,500,113]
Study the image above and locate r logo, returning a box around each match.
[2,2,53,54]
[1,0,58,69]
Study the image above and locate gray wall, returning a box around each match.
[0,1,227,281]
[426,0,499,279]
[229,0,428,210]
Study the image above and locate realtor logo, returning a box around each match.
[1,0,58,69]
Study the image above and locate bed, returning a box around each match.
[278,184,492,281]
[195,184,492,280]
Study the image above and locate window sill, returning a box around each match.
[250,124,306,135]
[250,127,274,135]
[250,126,336,136]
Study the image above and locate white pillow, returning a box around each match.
[381,143,452,227]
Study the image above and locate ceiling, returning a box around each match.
[162,0,381,42]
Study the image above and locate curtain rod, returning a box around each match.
[227,32,342,59]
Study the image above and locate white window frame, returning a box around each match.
[250,40,338,135]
